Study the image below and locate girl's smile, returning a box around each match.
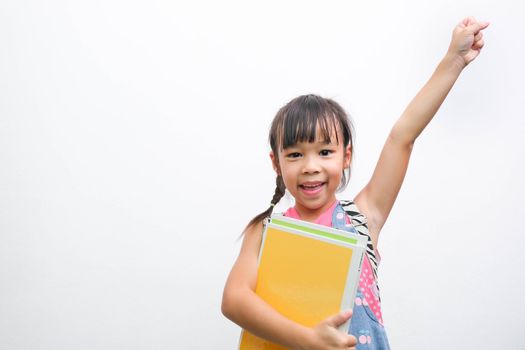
[270,135,351,221]
[299,181,326,196]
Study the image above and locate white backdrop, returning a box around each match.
[1,1,524,349]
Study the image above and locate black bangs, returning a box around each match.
[243,94,355,230]
[271,94,350,151]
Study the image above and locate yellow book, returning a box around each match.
[238,215,366,350]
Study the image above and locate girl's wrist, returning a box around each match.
[294,327,317,350]
[441,52,467,74]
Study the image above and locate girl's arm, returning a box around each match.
[354,17,489,246]
[222,221,357,350]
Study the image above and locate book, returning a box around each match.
[238,214,367,350]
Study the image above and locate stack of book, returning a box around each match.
[239,214,367,350]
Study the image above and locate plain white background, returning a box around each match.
[1,0,524,349]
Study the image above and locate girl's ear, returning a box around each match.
[343,144,352,168]
[269,151,280,175]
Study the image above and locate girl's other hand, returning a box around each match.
[447,16,490,68]
[305,310,357,350]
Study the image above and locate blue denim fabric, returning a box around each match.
[332,203,391,350]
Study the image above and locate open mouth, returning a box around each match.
[299,182,325,195]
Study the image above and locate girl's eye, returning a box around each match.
[320,150,333,156]
[287,152,302,158]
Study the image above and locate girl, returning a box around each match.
[222,17,489,350]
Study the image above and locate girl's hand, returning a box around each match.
[447,16,490,69]
[305,310,357,350]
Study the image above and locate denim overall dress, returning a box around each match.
[332,201,391,350]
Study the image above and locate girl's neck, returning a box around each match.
[293,198,339,223]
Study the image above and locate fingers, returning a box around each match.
[467,21,490,35]
[452,16,488,60]
[324,309,353,327]
[472,31,485,50]
[474,31,483,42]
[464,17,490,34]
[460,16,477,28]
[315,311,355,349]
[473,39,485,51]
[345,335,357,348]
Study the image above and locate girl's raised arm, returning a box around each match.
[222,221,358,350]
[354,17,489,246]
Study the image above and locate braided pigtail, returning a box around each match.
[241,94,354,236]
[244,175,286,232]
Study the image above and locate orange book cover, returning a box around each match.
[238,215,366,350]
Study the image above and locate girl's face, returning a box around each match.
[270,130,351,221]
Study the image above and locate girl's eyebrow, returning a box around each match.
[316,139,338,145]
[282,139,338,149]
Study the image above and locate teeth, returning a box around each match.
[303,183,322,188]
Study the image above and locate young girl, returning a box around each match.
[222,17,489,350]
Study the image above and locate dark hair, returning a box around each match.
[245,94,354,231]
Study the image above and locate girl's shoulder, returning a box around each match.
[243,219,265,241]
[340,199,368,226]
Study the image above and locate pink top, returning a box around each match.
[283,201,384,324]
